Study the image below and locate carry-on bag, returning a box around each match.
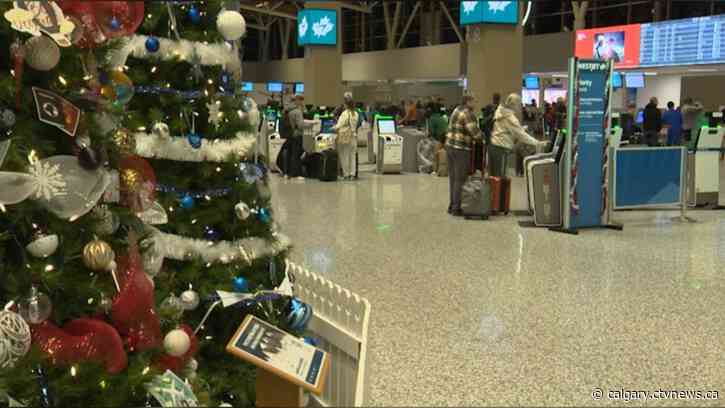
[461,149,491,220]
[276,137,304,177]
[488,176,511,215]
[302,152,322,179]
[319,149,339,182]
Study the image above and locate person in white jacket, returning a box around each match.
[489,93,548,177]
[333,93,360,180]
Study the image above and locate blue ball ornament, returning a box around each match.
[287,298,312,331]
[109,16,121,31]
[257,208,271,224]
[187,132,202,149]
[180,195,195,209]
[188,5,201,24]
[204,226,221,241]
[233,276,249,293]
[145,37,160,53]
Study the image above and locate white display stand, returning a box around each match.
[286,261,371,407]
[375,118,402,174]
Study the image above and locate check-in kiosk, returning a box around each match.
[313,118,337,153]
[266,110,285,173]
[375,117,403,174]
[688,112,724,206]
[525,130,565,226]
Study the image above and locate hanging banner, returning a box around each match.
[566,59,612,229]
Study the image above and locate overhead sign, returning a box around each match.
[460,1,518,25]
[297,9,337,46]
[640,14,725,67]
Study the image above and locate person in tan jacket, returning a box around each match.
[489,93,548,177]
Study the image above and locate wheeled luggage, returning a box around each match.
[488,176,511,215]
[461,171,491,220]
[302,152,322,179]
[319,149,339,182]
[276,138,304,177]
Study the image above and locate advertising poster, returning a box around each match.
[226,315,329,394]
[575,24,641,68]
[569,59,611,229]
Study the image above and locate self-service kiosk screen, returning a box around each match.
[321,118,335,134]
[378,119,396,134]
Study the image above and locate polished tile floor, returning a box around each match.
[270,151,725,406]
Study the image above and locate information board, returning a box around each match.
[226,315,330,394]
[569,59,611,228]
[640,14,725,67]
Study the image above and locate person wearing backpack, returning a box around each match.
[278,95,311,178]
[481,93,501,146]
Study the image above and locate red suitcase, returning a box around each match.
[488,176,511,215]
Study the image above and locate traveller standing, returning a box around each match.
[333,93,360,180]
[445,94,482,216]
[662,101,683,146]
[489,93,548,177]
[642,97,662,146]
[681,97,703,143]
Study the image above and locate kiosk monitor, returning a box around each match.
[524,76,540,90]
[611,72,623,88]
[378,119,396,135]
[294,83,304,94]
[625,73,645,88]
[241,82,254,92]
[321,118,335,134]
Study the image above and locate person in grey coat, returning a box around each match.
[680,97,703,143]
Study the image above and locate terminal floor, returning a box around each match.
[269,151,725,406]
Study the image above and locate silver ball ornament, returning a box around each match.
[160,295,184,320]
[0,310,31,368]
[216,10,246,41]
[180,290,200,311]
[25,36,61,71]
[18,287,52,324]
[235,202,251,220]
[163,329,191,357]
[25,233,59,258]
[0,109,15,128]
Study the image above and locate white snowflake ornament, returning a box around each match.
[28,160,67,201]
[207,100,223,127]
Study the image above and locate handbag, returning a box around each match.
[336,111,356,145]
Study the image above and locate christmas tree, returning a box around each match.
[0,2,305,406]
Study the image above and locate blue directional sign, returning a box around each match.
[297,9,337,46]
[460,1,518,25]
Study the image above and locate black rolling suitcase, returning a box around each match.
[319,149,339,182]
[302,152,322,179]
[276,138,304,177]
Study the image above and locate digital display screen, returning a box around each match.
[267,82,283,93]
[321,119,335,134]
[636,110,644,124]
[378,119,396,134]
[576,14,725,69]
[640,14,725,67]
[625,73,645,88]
[295,83,304,94]
[611,72,623,88]
[241,82,254,92]
[575,24,641,68]
[524,76,539,90]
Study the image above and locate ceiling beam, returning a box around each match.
[340,1,373,13]
[239,4,297,20]
[247,23,269,31]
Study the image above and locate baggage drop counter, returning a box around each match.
[398,127,426,173]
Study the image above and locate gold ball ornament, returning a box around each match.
[121,168,141,193]
[113,128,136,156]
[82,238,115,271]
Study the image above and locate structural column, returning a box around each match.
[465,6,524,110]
[303,1,343,106]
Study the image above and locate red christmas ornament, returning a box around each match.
[155,325,199,374]
[91,1,145,38]
[31,318,128,374]
[110,237,162,352]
